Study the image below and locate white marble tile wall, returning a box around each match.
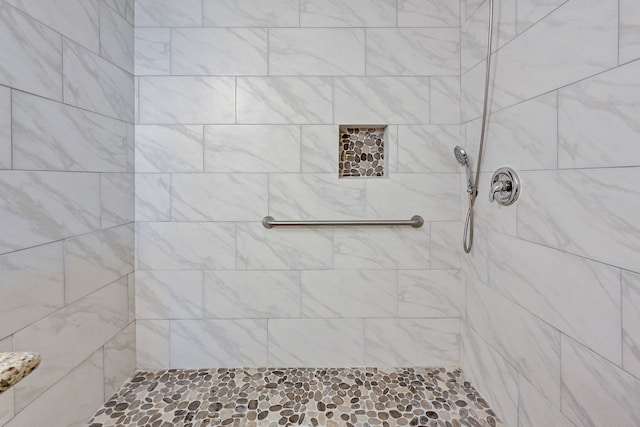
[0,1,135,424]
[134,0,462,372]
[461,0,640,425]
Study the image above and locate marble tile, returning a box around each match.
[268,319,364,367]
[125,0,133,24]
[4,350,104,427]
[236,223,333,270]
[461,326,518,427]
[559,60,640,168]
[172,28,268,75]
[431,221,462,269]
[205,125,300,173]
[464,0,485,21]
[237,77,332,124]
[461,172,516,236]
[135,125,204,173]
[0,387,13,425]
[136,320,169,369]
[204,271,300,318]
[489,233,622,364]
[101,173,134,228]
[170,319,268,368]
[301,270,396,318]
[103,323,135,399]
[467,280,561,405]
[465,92,557,172]
[127,273,135,324]
[0,86,9,169]
[64,224,134,304]
[0,3,62,101]
[431,77,461,124]
[137,222,236,271]
[397,125,460,173]
[334,77,430,124]
[103,0,127,19]
[135,174,171,221]
[63,39,133,121]
[126,123,134,173]
[623,271,640,379]
[463,0,618,120]
[300,0,396,27]
[398,270,463,318]
[139,77,235,124]
[519,375,573,427]
[136,270,203,319]
[171,173,268,221]
[0,243,64,340]
[517,168,640,273]
[6,0,99,53]
[365,318,459,366]
[134,28,170,76]
[270,28,365,76]
[13,278,127,411]
[398,0,459,27]
[0,171,101,254]
[461,0,516,73]
[203,0,299,27]
[366,174,460,221]
[462,224,489,284]
[334,226,430,269]
[366,28,459,76]
[269,174,365,220]
[517,0,567,34]
[301,125,338,173]
[561,335,640,427]
[135,0,202,27]
[620,0,640,63]
[12,91,127,172]
[99,2,133,73]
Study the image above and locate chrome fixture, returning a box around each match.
[262,215,424,229]
[456,0,495,254]
[489,167,520,205]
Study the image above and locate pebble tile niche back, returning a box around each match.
[339,125,386,178]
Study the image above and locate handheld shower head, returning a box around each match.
[454,146,473,191]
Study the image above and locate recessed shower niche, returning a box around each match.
[338,125,386,177]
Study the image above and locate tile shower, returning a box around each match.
[0,1,638,427]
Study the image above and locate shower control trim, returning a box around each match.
[489,167,520,206]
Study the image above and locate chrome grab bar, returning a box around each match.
[262,215,424,229]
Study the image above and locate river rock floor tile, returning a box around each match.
[87,367,503,427]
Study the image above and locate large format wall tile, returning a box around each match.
[171,174,268,221]
[561,335,640,427]
[205,125,300,172]
[237,77,332,124]
[517,169,640,273]
[300,126,338,173]
[101,173,134,228]
[134,28,170,76]
[0,243,64,340]
[620,0,640,63]
[63,39,133,121]
[136,271,203,319]
[136,320,170,369]
[13,278,128,411]
[137,222,236,270]
[204,271,300,318]
[398,0,459,27]
[0,171,100,253]
[301,270,397,318]
[135,174,171,221]
[12,91,128,172]
[172,28,268,75]
[170,319,268,368]
[103,323,135,399]
[397,125,460,173]
[489,233,621,364]
[559,60,640,168]
[623,271,640,379]
[516,0,566,34]
[99,3,134,73]
[365,318,459,366]
[0,3,62,101]
[269,28,365,76]
[203,0,299,27]
[431,77,461,124]
[135,125,204,172]
[300,0,396,27]
[366,28,459,76]
[398,270,463,318]
[518,375,574,427]
[65,224,134,304]
[5,0,99,53]
[268,319,364,367]
[139,77,235,124]
[135,0,201,27]
[0,86,10,169]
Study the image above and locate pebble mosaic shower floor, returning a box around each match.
[87,367,503,427]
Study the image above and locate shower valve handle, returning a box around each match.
[489,181,511,202]
[489,167,521,206]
